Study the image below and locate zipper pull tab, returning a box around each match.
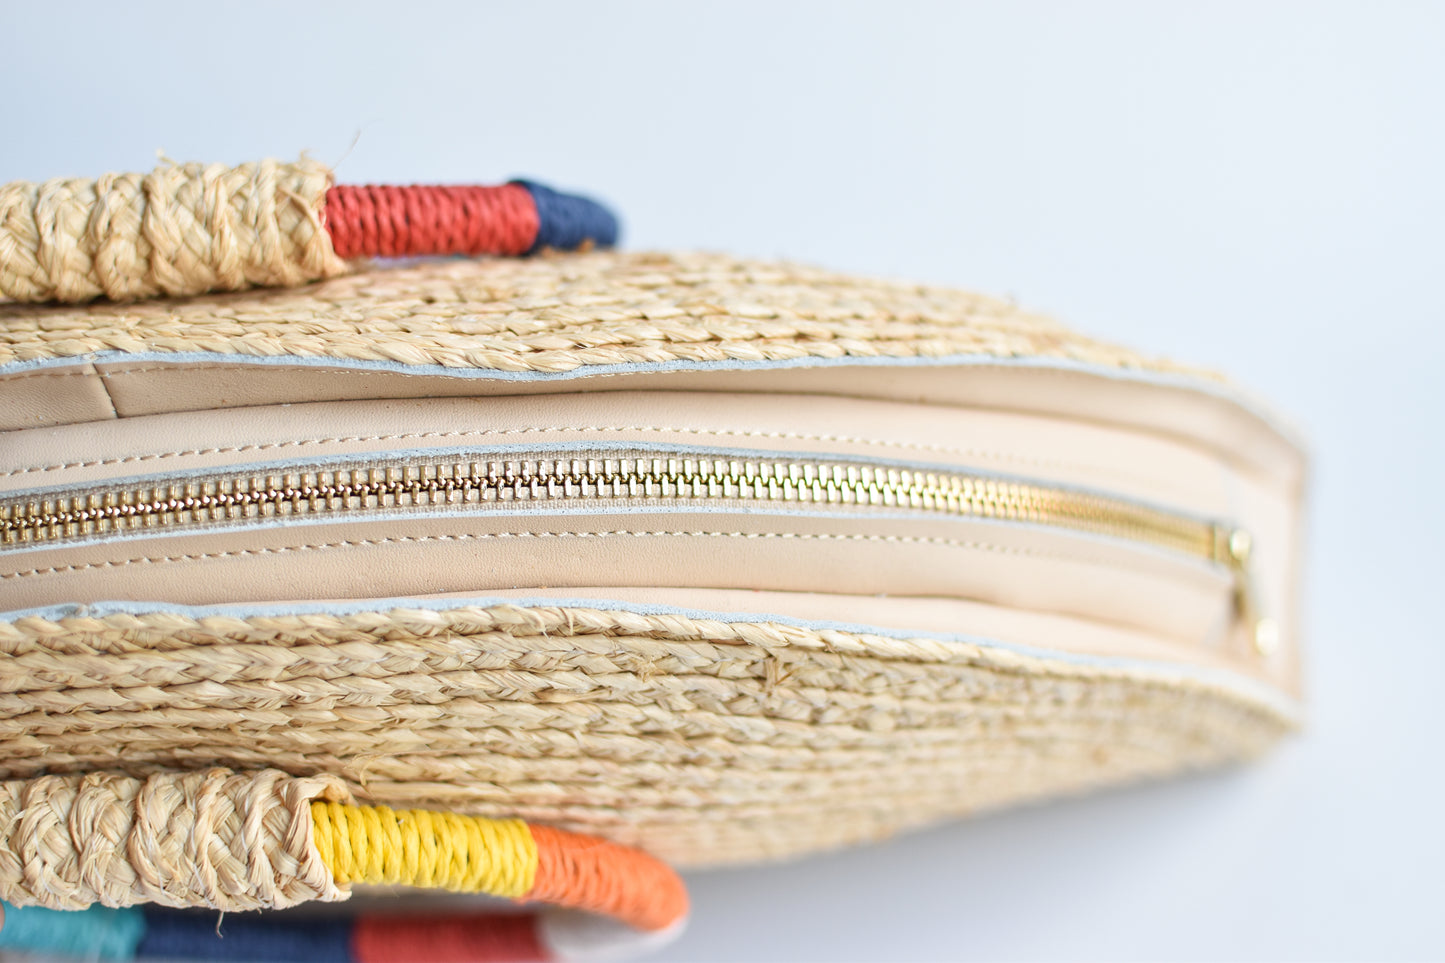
[1218,527,1280,657]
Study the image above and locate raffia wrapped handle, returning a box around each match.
[0,160,619,303]
[0,768,687,961]
[0,768,346,911]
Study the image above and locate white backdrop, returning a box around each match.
[3,2,1441,959]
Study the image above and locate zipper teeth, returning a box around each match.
[0,455,1221,560]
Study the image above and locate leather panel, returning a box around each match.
[77,358,1304,483]
[0,509,1234,647]
[0,393,1240,513]
[0,364,116,430]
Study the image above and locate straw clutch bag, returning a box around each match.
[0,160,1307,961]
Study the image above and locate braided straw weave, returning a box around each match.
[0,162,1278,913]
[0,249,1208,377]
[0,159,345,303]
[0,768,346,910]
[0,603,1291,873]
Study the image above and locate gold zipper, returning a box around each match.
[0,450,1273,653]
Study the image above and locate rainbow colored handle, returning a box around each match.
[0,902,684,963]
[0,160,620,303]
[0,797,687,963]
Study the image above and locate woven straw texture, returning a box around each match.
[0,767,346,910]
[0,250,1205,376]
[0,159,344,304]
[0,603,1289,870]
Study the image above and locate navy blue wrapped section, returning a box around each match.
[136,910,353,963]
[513,180,620,253]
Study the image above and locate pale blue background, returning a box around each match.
[3,2,1441,959]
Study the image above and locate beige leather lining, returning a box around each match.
[0,358,1304,485]
[0,356,1306,699]
[0,509,1234,646]
[0,363,116,430]
[0,392,1246,513]
[0,380,1305,692]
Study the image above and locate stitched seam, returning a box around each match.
[0,530,1163,581]
[0,369,98,383]
[93,363,120,421]
[0,426,1183,492]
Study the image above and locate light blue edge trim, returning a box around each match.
[0,350,1308,451]
[2,594,1301,720]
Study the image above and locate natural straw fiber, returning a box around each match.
[0,155,1308,944]
[0,768,347,910]
[0,603,1292,870]
[0,159,345,303]
[0,250,1208,377]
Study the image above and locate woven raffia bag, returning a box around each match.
[0,160,1307,962]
